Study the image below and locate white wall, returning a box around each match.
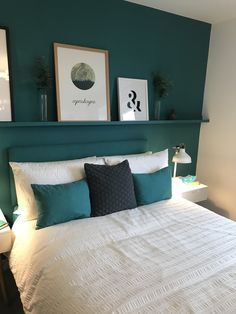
[197,18,236,221]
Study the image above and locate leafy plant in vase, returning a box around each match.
[153,73,173,120]
[33,57,51,121]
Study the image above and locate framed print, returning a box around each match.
[0,26,13,121]
[54,43,110,121]
[117,77,149,121]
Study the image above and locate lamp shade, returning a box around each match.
[172,148,191,164]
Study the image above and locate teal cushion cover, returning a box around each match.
[132,167,172,206]
[32,179,91,229]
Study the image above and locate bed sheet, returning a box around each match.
[10,198,236,314]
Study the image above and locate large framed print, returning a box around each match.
[0,26,13,121]
[118,77,149,121]
[54,43,110,121]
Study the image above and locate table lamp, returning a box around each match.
[172,144,191,177]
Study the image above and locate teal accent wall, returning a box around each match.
[0,0,210,121]
[0,0,211,220]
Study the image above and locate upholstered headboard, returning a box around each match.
[8,139,148,217]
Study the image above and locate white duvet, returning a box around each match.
[10,198,236,314]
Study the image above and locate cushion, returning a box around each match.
[132,167,172,206]
[105,149,168,173]
[103,151,152,162]
[84,160,137,217]
[10,157,104,221]
[32,179,91,230]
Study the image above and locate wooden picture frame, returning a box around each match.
[0,26,13,121]
[54,43,110,121]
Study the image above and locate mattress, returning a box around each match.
[10,198,236,314]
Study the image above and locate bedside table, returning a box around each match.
[0,209,12,303]
[172,178,208,203]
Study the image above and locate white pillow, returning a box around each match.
[105,149,168,173]
[10,157,104,221]
[103,151,152,163]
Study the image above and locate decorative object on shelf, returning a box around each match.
[0,27,12,121]
[39,90,47,122]
[168,109,176,120]
[153,73,173,120]
[117,77,149,121]
[172,143,191,177]
[33,56,51,121]
[181,175,197,184]
[54,43,110,121]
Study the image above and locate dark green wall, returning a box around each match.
[1,0,210,121]
[0,0,211,220]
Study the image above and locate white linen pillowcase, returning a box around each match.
[105,149,168,173]
[10,157,104,221]
[102,151,152,162]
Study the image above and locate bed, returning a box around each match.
[7,141,236,314]
[10,198,236,313]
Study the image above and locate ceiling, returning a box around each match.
[126,0,236,24]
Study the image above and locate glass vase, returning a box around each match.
[39,90,48,121]
[154,100,161,120]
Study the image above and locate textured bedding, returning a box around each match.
[10,198,236,314]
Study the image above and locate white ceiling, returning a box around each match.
[126,0,236,24]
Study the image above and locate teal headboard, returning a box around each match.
[8,139,147,221]
[8,140,147,162]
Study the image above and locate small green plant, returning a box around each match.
[33,56,51,89]
[153,73,173,99]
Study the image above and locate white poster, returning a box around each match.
[118,77,149,121]
[54,43,110,121]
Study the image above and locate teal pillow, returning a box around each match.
[32,179,91,230]
[132,167,172,206]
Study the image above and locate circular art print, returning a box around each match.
[71,63,95,90]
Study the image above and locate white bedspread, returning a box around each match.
[10,198,236,314]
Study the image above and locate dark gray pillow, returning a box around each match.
[84,160,137,217]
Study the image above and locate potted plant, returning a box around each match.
[153,73,172,120]
[33,56,51,121]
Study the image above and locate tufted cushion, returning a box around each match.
[84,160,137,217]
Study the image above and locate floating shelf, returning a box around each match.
[0,119,209,128]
